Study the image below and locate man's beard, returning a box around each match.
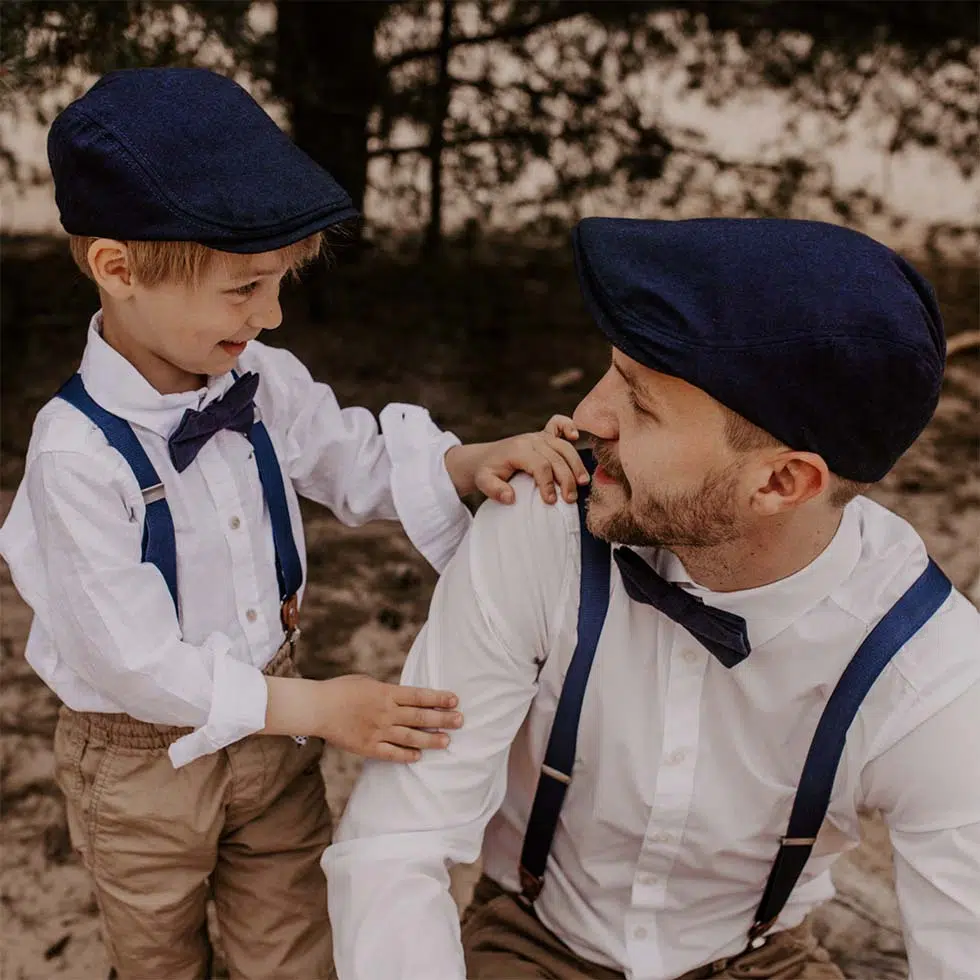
[587,441,745,549]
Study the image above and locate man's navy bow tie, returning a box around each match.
[614,547,752,668]
[168,371,260,473]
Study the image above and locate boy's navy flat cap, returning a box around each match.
[572,217,945,482]
[48,67,359,253]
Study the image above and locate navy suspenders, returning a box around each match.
[519,481,611,903]
[518,461,953,951]
[57,373,303,632]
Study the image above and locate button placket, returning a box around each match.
[200,444,267,644]
[631,635,708,916]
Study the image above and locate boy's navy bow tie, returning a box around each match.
[168,371,260,473]
[613,547,751,668]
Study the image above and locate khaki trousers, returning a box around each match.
[53,641,334,980]
[462,876,845,980]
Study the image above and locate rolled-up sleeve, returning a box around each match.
[25,449,268,768]
[324,477,576,980]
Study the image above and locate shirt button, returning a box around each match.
[651,831,671,844]
[229,516,241,530]
[666,749,687,766]
[640,872,658,885]
[682,648,698,664]
[245,609,258,623]
[633,926,648,940]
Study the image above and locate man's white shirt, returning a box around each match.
[0,313,472,768]
[326,475,980,980]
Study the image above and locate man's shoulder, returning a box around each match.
[464,474,582,607]
[472,473,581,552]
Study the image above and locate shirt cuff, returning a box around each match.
[168,634,269,768]
[380,403,472,573]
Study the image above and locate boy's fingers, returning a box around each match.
[388,726,451,751]
[545,414,579,440]
[396,706,464,730]
[536,443,579,502]
[526,454,559,503]
[547,434,590,486]
[396,686,459,710]
[474,471,515,504]
[376,743,422,764]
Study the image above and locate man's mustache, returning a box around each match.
[590,439,625,483]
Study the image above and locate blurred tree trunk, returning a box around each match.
[422,0,455,258]
[273,0,388,318]
[274,0,388,219]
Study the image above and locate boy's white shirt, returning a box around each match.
[0,312,472,767]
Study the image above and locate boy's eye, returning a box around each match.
[232,281,259,297]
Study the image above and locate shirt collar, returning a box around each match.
[624,502,863,650]
[78,311,237,439]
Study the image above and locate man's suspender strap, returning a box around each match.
[518,452,611,904]
[517,462,953,944]
[748,556,951,942]
[58,374,180,615]
[56,374,303,628]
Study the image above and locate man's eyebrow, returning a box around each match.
[612,359,662,413]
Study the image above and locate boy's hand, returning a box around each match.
[264,674,462,763]
[444,415,589,505]
[317,675,462,763]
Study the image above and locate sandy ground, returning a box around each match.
[1,247,977,979]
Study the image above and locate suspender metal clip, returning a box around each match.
[142,482,166,505]
[541,764,571,785]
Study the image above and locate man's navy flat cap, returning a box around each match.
[572,217,945,482]
[48,67,359,253]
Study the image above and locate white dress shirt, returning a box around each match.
[326,475,980,980]
[0,313,472,768]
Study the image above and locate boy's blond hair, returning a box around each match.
[68,233,324,288]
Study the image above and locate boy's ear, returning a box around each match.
[88,239,135,297]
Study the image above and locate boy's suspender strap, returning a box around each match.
[518,451,610,905]
[56,374,305,630]
[57,374,179,615]
[748,556,952,943]
[246,419,303,630]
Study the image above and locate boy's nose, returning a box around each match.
[249,301,283,332]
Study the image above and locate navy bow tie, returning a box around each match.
[168,371,260,473]
[614,547,751,668]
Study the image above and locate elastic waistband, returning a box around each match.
[58,638,299,750]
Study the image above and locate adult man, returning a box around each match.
[324,218,980,980]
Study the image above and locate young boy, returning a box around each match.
[0,68,585,980]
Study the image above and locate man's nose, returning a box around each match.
[573,375,618,442]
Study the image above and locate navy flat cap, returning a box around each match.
[572,217,945,482]
[48,67,359,253]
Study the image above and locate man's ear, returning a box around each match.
[751,451,830,516]
[88,239,135,298]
